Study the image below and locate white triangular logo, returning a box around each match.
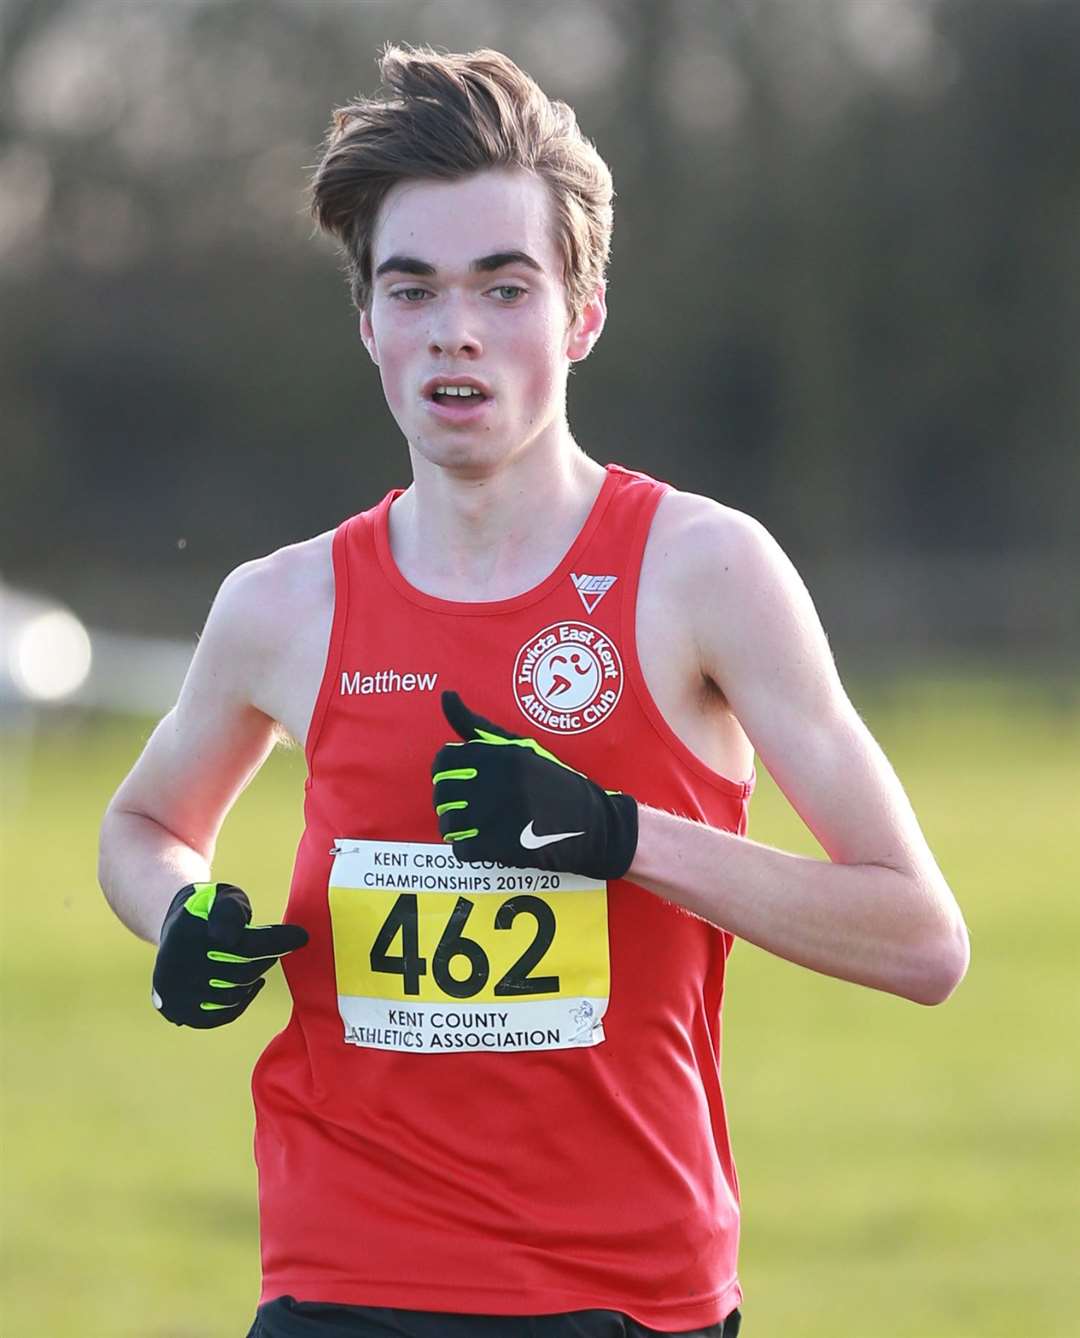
[570,572,617,614]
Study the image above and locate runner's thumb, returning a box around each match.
[442,690,522,743]
[208,890,309,959]
[205,883,255,950]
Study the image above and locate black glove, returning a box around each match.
[152,882,308,1028]
[431,691,638,880]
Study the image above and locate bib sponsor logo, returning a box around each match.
[513,620,623,735]
[341,668,439,695]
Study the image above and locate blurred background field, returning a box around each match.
[3,676,1078,1337]
[2,0,1078,662]
[3,0,1080,1333]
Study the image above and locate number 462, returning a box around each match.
[369,892,558,999]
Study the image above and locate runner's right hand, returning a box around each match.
[152,882,308,1028]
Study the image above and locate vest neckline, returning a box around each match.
[372,463,625,616]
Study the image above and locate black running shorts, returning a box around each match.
[247,1298,742,1338]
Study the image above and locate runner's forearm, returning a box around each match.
[98,808,211,945]
[628,805,969,1004]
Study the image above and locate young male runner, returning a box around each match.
[99,45,969,1338]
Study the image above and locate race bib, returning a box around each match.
[328,839,609,1053]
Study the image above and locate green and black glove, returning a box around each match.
[431,691,638,880]
[152,882,308,1029]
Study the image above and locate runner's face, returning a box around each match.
[360,169,601,472]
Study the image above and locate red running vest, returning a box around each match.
[253,464,753,1330]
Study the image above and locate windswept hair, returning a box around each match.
[309,44,614,321]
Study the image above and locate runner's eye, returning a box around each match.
[391,288,430,302]
[491,285,526,302]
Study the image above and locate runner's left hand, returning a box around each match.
[431,690,638,880]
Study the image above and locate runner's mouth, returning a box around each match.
[429,389,489,404]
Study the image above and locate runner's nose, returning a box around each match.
[427,294,482,358]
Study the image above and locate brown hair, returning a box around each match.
[309,44,613,322]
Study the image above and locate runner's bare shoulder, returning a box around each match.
[219,531,334,635]
[206,531,335,717]
[643,486,768,611]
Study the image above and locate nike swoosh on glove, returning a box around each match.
[431,691,638,881]
[152,883,308,1028]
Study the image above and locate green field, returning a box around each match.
[2,675,1078,1337]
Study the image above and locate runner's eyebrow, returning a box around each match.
[374,251,544,279]
[472,251,543,274]
[375,255,435,278]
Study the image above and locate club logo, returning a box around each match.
[513,620,623,735]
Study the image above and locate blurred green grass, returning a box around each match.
[2,674,1078,1337]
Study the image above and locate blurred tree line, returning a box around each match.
[1,0,1077,660]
